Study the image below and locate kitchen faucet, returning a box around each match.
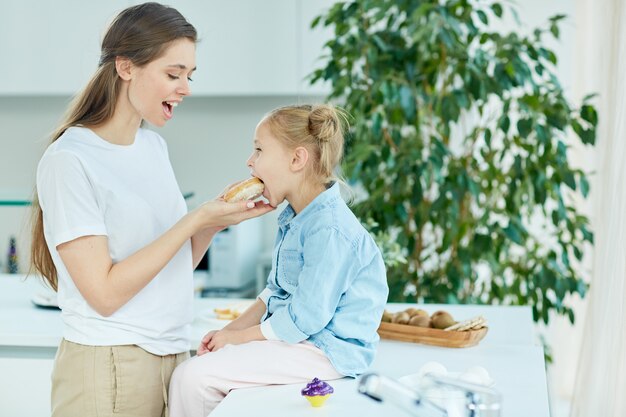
[357,372,502,417]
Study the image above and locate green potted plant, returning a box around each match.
[311,0,597,324]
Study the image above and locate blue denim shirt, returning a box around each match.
[258,183,389,377]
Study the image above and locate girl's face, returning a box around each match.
[127,38,196,127]
[247,122,295,208]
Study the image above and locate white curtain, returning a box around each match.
[570,0,626,415]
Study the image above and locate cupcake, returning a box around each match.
[301,377,334,407]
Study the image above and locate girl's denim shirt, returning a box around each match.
[258,183,389,377]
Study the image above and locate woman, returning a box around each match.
[30,3,273,416]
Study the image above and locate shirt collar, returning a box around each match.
[277,182,341,228]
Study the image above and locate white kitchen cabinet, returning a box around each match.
[170,0,299,96]
[0,0,333,97]
[0,0,128,95]
[0,357,54,417]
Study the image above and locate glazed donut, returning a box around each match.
[223,177,265,202]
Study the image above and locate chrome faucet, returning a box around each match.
[358,373,502,417]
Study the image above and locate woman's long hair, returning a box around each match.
[31,2,197,290]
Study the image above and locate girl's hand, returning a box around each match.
[197,330,218,356]
[205,329,247,352]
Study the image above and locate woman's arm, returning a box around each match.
[190,227,219,269]
[58,200,274,316]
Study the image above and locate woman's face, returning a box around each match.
[127,38,196,127]
[247,122,294,208]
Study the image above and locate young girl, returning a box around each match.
[168,104,389,416]
[31,3,273,416]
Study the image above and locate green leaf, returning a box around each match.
[581,104,599,126]
[573,246,583,261]
[483,128,492,148]
[577,280,587,297]
[581,226,594,243]
[372,112,382,138]
[517,118,533,137]
[311,15,322,29]
[491,3,503,18]
[549,14,568,23]
[535,124,548,143]
[563,170,576,190]
[550,23,560,39]
[442,95,461,121]
[476,10,488,25]
[583,93,599,102]
[499,115,510,135]
[473,234,491,253]
[453,90,470,109]
[399,85,417,122]
[580,175,590,198]
[567,309,575,324]
[573,125,596,145]
[503,223,523,244]
[539,47,558,65]
[372,34,389,52]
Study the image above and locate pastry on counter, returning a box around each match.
[301,377,334,407]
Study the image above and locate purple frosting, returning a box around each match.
[301,378,334,396]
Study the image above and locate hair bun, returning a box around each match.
[308,105,341,143]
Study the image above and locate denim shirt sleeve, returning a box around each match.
[267,227,357,343]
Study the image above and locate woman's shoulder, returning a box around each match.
[40,130,86,164]
[45,126,107,154]
[37,142,88,188]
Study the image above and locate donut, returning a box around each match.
[223,177,265,202]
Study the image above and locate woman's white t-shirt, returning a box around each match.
[37,126,193,355]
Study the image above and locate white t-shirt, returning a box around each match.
[37,126,193,355]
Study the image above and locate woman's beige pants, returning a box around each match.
[51,339,189,417]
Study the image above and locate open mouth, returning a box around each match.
[162,101,178,119]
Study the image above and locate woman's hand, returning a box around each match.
[189,199,274,232]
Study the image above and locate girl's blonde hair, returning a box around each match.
[30,2,197,291]
[262,104,349,186]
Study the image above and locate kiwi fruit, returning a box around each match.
[408,315,432,328]
[392,311,411,324]
[431,310,456,329]
[381,310,393,323]
[405,307,429,318]
[404,307,418,316]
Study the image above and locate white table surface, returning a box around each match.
[0,275,547,417]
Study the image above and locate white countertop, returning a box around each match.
[212,343,549,417]
[0,274,548,417]
[0,274,535,349]
[0,275,238,350]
